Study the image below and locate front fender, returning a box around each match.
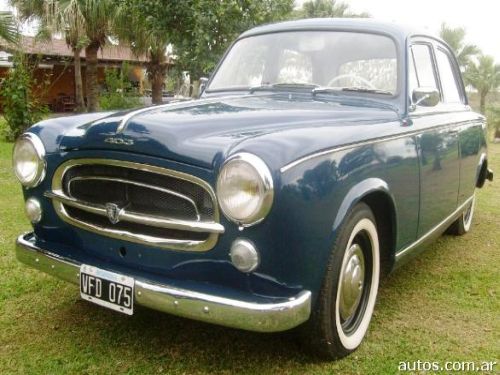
[332,177,395,232]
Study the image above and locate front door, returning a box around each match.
[409,41,462,236]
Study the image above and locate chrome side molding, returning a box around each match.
[395,195,475,263]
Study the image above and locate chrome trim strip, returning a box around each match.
[50,159,222,252]
[68,176,201,220]
[116,105,173,133]
[280,120,479,173]
[16,233,312,332]
[45,191,224,234]
[280,130,422,173]
[121,210,224,234]
[395,195,474,262]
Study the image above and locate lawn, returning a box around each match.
[0,140,498,374]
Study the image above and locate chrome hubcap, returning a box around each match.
[339,243,365,322]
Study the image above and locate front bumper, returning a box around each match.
[16,233,311,332]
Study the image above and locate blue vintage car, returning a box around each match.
[13,19,493,359]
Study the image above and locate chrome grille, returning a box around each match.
[46,159,223,251]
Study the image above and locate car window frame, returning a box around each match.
[409,41,441,102]
[408,36,469,114]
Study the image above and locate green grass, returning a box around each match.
[0,141,498,375]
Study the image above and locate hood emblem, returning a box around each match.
[105,203,122,224]
[104,137,134,146]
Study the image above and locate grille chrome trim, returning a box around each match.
[68,176,202,220]
[49,159,223,251]
[45,191,224,234]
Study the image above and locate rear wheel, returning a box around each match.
[448,195,475,236]
[301,203,380,359]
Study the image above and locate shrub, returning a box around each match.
[0,54,49,141]
[486,106,500,140]
[99,63,142,110]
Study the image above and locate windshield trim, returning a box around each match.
[205,29,402,99]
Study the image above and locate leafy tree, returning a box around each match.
[167,0,294,81]
[0,11,18,43]
[0,53,48,140]
[99,62,141,110]
[439,23,479,71]
[294,0,369,19]
[464,55,500,114]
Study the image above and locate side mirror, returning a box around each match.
[412,87,440,107]
[199,77,209,97]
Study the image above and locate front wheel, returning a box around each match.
[301,203,380,359]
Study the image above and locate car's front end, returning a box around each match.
[13,109,317,331]
[14,19,404,335]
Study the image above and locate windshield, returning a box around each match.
[208,31,398,95]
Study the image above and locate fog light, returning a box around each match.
[230,239,259,273]
[25,197,42,224]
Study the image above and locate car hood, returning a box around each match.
[34,94,401,170]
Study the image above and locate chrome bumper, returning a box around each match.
[15,233,311,332]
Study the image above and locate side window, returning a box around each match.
[411,44,438,90]
[436,48,462,103]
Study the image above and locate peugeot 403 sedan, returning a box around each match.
[13,19,493,359]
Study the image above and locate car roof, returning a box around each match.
[239,18,439,43]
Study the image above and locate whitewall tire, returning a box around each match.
[300,202,380,359]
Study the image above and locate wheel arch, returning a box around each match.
[476,152,489,188]
[332,178,397,277]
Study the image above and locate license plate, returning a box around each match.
[80,264,134,315]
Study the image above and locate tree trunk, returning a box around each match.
[85,42,100,112]
[191,80,200,98]
[151,68,164,105]
[73,47,85,112]
[479,91,487,115]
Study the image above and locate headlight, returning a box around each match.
[216,153,274,226]
[12,133,46,187]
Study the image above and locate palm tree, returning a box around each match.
[10,0,87,111]
[295,0,369,18]
[77,0,116,111]
[439,23,479,71]
[465,55,500,114]
[114,3,169,104]
[20,0,118,111]
[56,0,87,111]
[0,11,18,43]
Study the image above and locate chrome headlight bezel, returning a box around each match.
[12,133,46,188]
[216,153,274,227]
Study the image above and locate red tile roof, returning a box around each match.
[1,36,148,63]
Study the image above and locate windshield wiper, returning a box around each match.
[312,86,393,96]
[249,82,320,93]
